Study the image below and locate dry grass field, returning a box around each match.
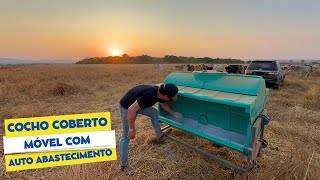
[0,64,319,180]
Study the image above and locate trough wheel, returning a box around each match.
[258,150,263,158]
[258,139,268,157]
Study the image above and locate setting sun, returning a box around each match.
[111,48,122,56]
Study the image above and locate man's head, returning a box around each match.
[158,83,178,101]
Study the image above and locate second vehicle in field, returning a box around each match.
[245,60,285,89]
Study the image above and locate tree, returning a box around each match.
[122,54,129,58]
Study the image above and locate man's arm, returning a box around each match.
[160,102,183,118]
[160,102,175,115]
[127,101,141,139]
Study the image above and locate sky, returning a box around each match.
[0,0,319,60]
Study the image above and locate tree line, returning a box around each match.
[76,54,243,64]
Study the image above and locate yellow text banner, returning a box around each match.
[4,112,111,137]
[5,148,117,172]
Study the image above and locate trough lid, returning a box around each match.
[177,85,256,107]
[165,72,264,96]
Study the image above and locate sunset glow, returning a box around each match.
[111,48,122,57]
[0,1,319,60]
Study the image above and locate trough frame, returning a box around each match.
[160,114,269,173]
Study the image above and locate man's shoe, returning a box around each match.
[160,128,172,138]
[121,165,135,175]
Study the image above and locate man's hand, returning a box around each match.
[127,101,141,140]
[128,130,135,139]
[173,112,183,118]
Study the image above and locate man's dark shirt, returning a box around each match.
[120,85,165,109]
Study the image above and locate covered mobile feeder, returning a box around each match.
[159,71,270,173]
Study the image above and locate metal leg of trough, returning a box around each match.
[258,114,269,140]
[244,114,269,167]
[166,135,247,173]
[161,125,171,131]
[257,114,270,156]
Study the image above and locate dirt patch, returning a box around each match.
[52,83,80,96]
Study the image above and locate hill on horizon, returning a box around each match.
[0,58,77,64]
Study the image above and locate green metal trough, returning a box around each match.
[159,71,270,172]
